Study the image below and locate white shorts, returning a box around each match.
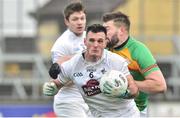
[53,84,91,117]
[89,103,140,117]
[53,100,91,117]
[140,107,147,117]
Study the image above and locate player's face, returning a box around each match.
[65,11,86,36]
[103,20,119,48]
[84,31,107,62]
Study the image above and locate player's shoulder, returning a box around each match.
[105,49,126,61]
[105,50,128,67]
[128,36,150,51]
[67,51,82,61]
[53,30,73,45]
[63,52,82,66]
[57,29,72,42]
[51,30,72,52]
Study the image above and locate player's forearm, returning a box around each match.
[135,78,167,94]
[126,76,139,99]
[43,79,64,96]
[135,70,167,94]
[121,75,139,99]
[51,79,64,89]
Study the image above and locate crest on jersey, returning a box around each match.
[82,79,101,96]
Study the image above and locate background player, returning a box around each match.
[48,2,90,117]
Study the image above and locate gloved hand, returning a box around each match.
[102,80,128,98]
[49,63,61,79]
[43,82,58,96]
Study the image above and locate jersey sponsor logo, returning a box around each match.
[82,79,101,96]
[73,72,83,77]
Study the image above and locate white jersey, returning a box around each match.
[58,49,140,117]
[51,29,86,62]
[51,29,86,102]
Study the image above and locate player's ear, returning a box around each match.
[118,26,125,35]
[64,18,69,26]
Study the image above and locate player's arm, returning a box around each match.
[49,55,74,79]
[135,69,167,94]
[124,74,139,99]
[43,79,64,96]
[43,67,72,96]
[56,55,73,65]
[120,60,139,99]
[133,44,167,94]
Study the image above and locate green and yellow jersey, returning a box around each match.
[109,36,160,111]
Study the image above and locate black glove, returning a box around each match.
[49,63,61,79]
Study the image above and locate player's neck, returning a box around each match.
[84,52,100,63]
[74,32,83,37]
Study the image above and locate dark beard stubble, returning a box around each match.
[106,34,119,49]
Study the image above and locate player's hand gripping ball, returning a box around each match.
[100,70,128,97]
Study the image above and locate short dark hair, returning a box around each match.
[102,12,130,32]
[86,24,107,36]
[64,2,86,20]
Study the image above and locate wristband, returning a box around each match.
[119,89,131,98]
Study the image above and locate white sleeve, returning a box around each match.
[51,38,66,61]
[51,37,71,62]
[109,52,130,76]
[120,61,130,76]
[51,49,68,63]
[57,58,73,84]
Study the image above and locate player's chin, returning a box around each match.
[76,28,84,33]
[91,53,102,59]
[75,31,84,36]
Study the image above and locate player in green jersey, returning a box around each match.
[102,11,167,117]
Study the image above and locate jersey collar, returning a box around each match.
[82,49,106,66]
[114,36,129,50]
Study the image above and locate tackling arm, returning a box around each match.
[122,74,139,99]
[135,70,167,94]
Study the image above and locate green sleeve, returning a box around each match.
[132,42,159,76]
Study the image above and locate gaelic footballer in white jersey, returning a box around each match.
[51,29,89,117]
[58,49,140,117]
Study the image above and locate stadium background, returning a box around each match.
[0,0,180,117]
